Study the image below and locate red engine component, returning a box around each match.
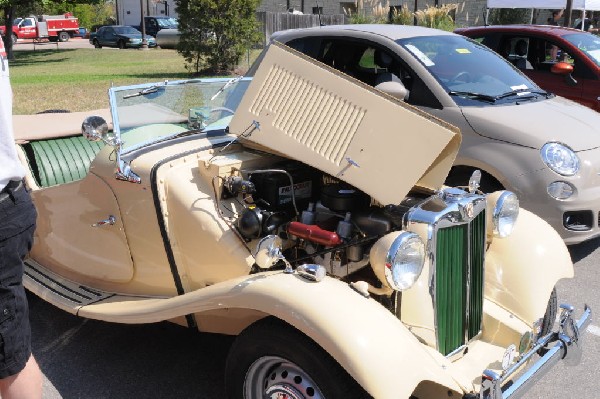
[288,221,342,246]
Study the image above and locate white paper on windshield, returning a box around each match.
[405,44,435,66]
[510,84,531,95]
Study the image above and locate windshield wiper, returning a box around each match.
[495,88,551,100]
[210,76,243,101]
[449,91,497,102]
[123,86,159,99]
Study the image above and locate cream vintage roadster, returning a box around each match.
[14,43,591,398]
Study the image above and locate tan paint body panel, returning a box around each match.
[231,43,461,205]
[30,172,134,283]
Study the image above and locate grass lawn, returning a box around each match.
[9,48,258,115]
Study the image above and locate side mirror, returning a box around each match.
[551,61,574,75]
[375,80,410,101]
[82,115,119,146]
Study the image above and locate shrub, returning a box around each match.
[176,0,261,75]
[415,4,457,31]
[389,4,413,25]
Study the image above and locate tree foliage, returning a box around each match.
[176,0,262,75]
[489,8,530,25]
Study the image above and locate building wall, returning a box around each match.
[115,0,564,28]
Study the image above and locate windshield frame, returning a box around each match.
[108,77,251,155]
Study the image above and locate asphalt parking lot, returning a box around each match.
[12,37,96,51]
[29,235,600,398]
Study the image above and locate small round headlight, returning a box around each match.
[384,232,425,291]
[547,181,575,200]
[493,191,519,238]
[541,142,580,176]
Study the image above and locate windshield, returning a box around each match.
[109,78,251,154]
[157,17,178,28]
[397,35,541,106]
[115,26,141,35]
[562,32,600,67]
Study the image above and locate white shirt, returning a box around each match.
[0,39,26,191]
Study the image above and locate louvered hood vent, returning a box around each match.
[230,42,461,205]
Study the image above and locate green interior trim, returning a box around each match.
[23,136,105,188]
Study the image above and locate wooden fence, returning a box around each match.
[256,12,347,45]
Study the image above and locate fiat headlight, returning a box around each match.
[492,191,519,238]
[541,142,579,176]
[370,231,425,291]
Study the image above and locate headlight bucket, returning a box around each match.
[541,142,580,176]
[488,191,519,238]
[370,231,425,291]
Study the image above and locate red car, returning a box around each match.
[456,25,600,112]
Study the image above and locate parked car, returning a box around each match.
[89,25,156,49]
[133,16,178,37]
[456,25,600,112]
[155,28,179,49]
[267,24,600,244]
[12,40,590,398]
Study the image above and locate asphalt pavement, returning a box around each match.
[12,37,96,51]
[29,235,600,399]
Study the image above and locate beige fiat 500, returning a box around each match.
[14,42,590,398]
[268,24,600,245]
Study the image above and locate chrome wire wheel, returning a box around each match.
[244,355,324,399]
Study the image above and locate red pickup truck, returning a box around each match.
[0,13,79,44]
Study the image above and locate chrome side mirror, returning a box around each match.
[82,116,119,147]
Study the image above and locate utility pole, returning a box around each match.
[140,0,149,49]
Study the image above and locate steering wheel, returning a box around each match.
[449,71,473,85]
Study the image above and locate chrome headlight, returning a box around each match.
[492,191,519,238]
[541,142,580,176]
[370,231,425,291]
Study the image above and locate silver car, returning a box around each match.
[267,24,600,245]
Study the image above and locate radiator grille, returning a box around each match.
[249,65,366,165]
[435,210,486,356]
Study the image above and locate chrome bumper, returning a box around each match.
[479,303,592,399]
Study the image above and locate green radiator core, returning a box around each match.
[435,211,486,356]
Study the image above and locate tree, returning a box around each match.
[176,0,262,75]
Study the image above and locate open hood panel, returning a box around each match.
[230,43,461,205]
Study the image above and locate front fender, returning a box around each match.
[485,208,573,324]
[79,272,463,397]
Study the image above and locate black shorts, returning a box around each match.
[0,181,37,378]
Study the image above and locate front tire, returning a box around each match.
[93,39,101,48]
[226,317,369,399]
[11,33,17,44]
[118,40,125,49]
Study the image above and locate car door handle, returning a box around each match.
[92,215,116,227]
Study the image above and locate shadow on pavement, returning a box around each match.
[28,292,233,398]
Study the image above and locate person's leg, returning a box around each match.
[0,184,40,398]
[0,355,42,399]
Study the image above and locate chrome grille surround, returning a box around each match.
[403,188,487,357]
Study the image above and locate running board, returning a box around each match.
[24,258,116,315]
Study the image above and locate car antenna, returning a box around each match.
[316,1,324,26]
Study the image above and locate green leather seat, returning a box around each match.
[25,136,105,187]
